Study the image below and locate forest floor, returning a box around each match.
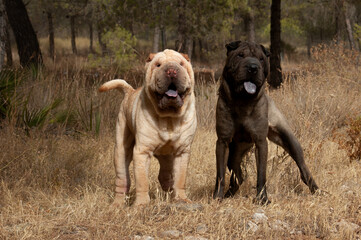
[0,43,360,239]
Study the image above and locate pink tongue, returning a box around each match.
[244,81,257,94]
[165,89,178,97]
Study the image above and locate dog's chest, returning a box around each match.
[154,118,193,155]
[154,140,177,155]
[158,118,182,142]
[231,102,269,142]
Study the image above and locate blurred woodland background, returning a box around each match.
[1,0,361,73]
[0,1,361,239]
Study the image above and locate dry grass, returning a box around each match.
[0,43,361,239]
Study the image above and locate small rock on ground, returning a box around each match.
[246,221,259,233]
[184,237,209,240]
[335,219,360,232]
[290,229,304,235]
[168,203,204,212]
[134,236,154,240]
[158,230,181,238]
[269,220,290,231]
[252,212,268,223]
[196,224,208,234]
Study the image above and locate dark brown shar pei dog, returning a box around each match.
[99,49,197,206]
[213,41,319,204]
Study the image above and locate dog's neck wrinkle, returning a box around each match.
[157,98,195,143]
[159,117,176,131]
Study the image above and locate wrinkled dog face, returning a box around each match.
[223,41,270,98]
[145,49,194,116]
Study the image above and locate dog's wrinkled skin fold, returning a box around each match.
[99,49,197,206]
[213,41,319,204]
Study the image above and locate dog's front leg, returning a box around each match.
[133,145,152,206]
[213,97,234,200]
[213,138,230,200]
[254,139,270,204]
[172,151,191,202]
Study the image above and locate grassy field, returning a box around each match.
[0,42,360,239]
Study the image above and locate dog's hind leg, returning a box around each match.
[113,112,134,207]
[268,97,318,194]
[268,125,319,193]
[225,142,253,198]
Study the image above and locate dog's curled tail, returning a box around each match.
[98,79,134,95]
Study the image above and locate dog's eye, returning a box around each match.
[180,61,184,66]
[260,57,264,62]
[238,53,244,58]
[156,63,161,67]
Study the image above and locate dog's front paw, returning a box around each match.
[173,190,191,203]
[213,186,225,201]
[110,194,127,208]
[224,185,239,198]
[134,194,150,206]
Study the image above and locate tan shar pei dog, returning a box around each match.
[99,49,197,206]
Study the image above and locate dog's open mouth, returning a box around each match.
[164,83,179,98]
[155,83,189,110]
[244,81,257,94]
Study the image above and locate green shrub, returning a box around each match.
[22,98,62,130]
[0,70,24,121]
[88,25,137,71]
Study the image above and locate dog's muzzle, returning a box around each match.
[155,63,189,111]
[243,60,261,95]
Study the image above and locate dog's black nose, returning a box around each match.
[247,64,258,74]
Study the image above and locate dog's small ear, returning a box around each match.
[146,53,156,62]
[260,45,271,57]
[225,41,242,53]
[181,53,190,62]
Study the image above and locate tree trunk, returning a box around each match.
[307,33,312,59]
[335,0,344,43]
[153,25,160,53]
[89,22,94,53]
[70,15,77,55]
[0,0,6,70]
[4,0,42,67]
[186,37,193,59]
[161,26,166,50]
[4,15,11,66]
[244,10,255,43]
[47,11,54,61]
[176,0,187,53]
[97,29,107,56]
[196,38,203,62]
[345,17,355,49]
[344,3,355,50]
[269,0,283,88]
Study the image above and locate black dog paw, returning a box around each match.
[224,185,239,198]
